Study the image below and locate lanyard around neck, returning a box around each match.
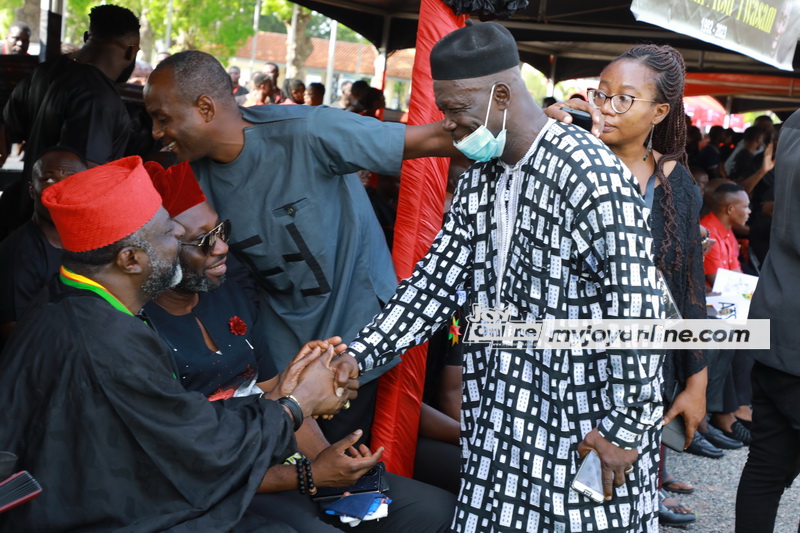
[59,266,133,316]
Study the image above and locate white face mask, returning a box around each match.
[453,84,508,162]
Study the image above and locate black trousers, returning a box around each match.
[706,350,752,413]
[732,350,754,407]
[735,362,800,533]
[414,436,462,495]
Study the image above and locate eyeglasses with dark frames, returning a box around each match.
[179,219,231,255]
[587,89,659,114]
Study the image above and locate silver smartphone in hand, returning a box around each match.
[571,449,605,503]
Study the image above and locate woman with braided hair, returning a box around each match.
[549,43,708,528]
[600,44,709,529]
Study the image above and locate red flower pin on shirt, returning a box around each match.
[228,316,247,335]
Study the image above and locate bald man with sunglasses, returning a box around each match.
[144,161,280,400]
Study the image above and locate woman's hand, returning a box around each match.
[544,98,605,138]
[662,368,708,449]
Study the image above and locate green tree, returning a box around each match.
[55,0,258,63]
[520,64,548,105]
[260,11,362,43]
[261,0,311,80]
[306,13,360,43]
[62,0,95,47]
[2,0,364,69]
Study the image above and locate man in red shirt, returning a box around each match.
[227,65,248,99]
[700,182,753,448]
[701,183,751,287]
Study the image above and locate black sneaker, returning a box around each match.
[685,431,724,459]
[700,424,743,450]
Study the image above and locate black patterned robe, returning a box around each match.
[350,120,664,532]
[0,277,296,532]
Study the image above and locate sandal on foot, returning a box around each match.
[663,477,695,495]
[659,500,696,527]
[664,499,694,514]
[659,490,696,527]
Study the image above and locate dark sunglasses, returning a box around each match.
[180,219,231,255]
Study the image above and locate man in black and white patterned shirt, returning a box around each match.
[334,23,664,533]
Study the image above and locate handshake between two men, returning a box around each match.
[260,337,390,495]
[264,336,362,429]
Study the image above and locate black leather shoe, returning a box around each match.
[700,424,744,450]
[685,431,724,459]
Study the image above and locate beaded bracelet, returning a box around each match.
[304,458,317,496]
[296,459,307,495]
[296,457,317,496]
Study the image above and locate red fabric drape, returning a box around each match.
[369,0,467,476]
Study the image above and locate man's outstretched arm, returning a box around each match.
[332,184,474,380]
[404,121,461,159]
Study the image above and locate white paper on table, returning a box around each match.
[707,269,759,324]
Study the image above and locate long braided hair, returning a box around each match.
[610,44,689,273]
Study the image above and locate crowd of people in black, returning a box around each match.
[0,6,798,533]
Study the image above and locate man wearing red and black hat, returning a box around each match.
[0,156,354,531]
[145,160,278,400]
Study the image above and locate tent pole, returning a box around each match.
[376,14,391,92]
[374,0,467,476]
[166,0,174,49]
[286,3,299,78]
[249,0,261,74]
[724,96,733,128]
[547,54,557,97]
[39,0,63,62]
